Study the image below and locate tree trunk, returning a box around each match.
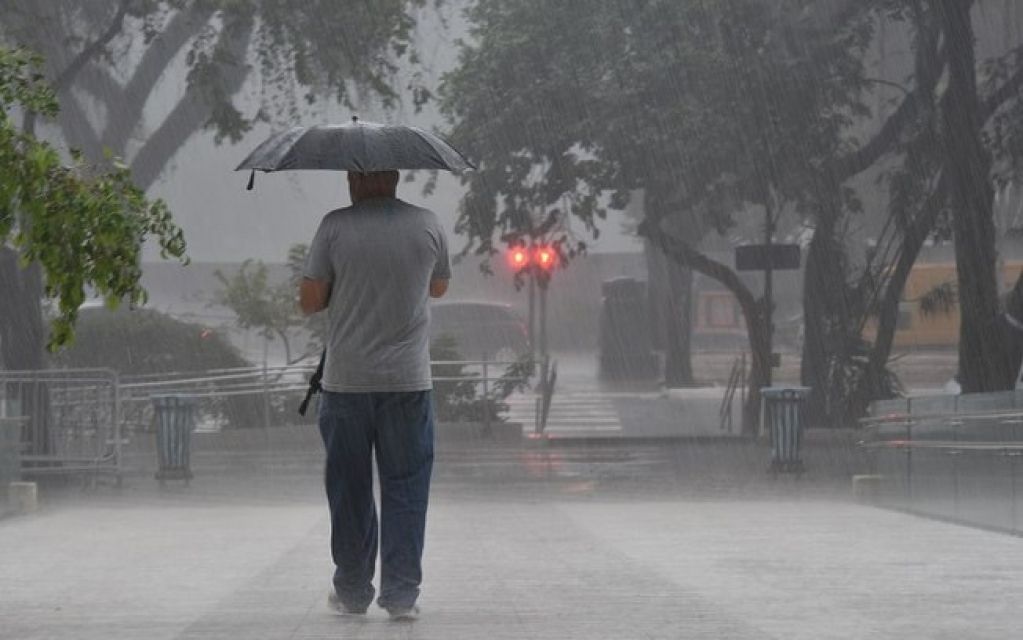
[646,240,695,387]
[800,203,857,428]
[0,248,45,371]
[638,219,769,434]
[662,266,695,388]
[863,176,947,405]
[800,224,832,427]
[0,248,51,454]
[937,0,1014,391]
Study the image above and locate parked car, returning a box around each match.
[429,301,530,362]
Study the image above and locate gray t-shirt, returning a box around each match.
[304,197,450,392]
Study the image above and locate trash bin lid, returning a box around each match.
[151,394,198,407]
[760,386,811,398]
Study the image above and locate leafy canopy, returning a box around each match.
[0,46,187,348]
[0,1,441,154]
[440,0,873,255]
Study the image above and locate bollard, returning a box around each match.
[8,481,38,513]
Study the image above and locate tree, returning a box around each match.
[0,45,187,358]
[212,244,323,366]
[53,306,249,375]
[441,0,877,431]
[429,334,530,426]
[0,0,441,370]
[442,0,1023,430]
[836,2,1023,411]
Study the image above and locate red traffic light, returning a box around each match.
[535,246,557,270]
[507,244,557,275]
[509,247,530,270]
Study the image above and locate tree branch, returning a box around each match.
[103,6,218,154]
[983,52,1023,120]
[54,90,103,161]
[52,0,131,92]
[828,89,924,181]
[827,9,945,184]
[130,19,254,189]
[637,218,758,313]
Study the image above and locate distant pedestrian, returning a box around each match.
[300,170,450,621]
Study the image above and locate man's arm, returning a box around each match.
[300,277,330,315]
[429,278,449,298]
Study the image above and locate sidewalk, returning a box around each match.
[2,474,1021,639]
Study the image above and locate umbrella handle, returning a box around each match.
[246,170,255,191]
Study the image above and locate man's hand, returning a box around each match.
[429,278,449,298]
[300,277,330,315]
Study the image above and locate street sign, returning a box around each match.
[735,244,801,271]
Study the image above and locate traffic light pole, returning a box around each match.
[528,274,536,360]
[538,276,549,363]
[507,243,555,393]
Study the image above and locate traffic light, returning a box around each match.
[535,245,557,271]
[508,246,530,272]
[506,243,558,284]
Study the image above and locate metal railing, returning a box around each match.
[719,353,746,434]
[0,369,122,480]
[0,359,531,481]
[860,392,1023,535]
[119,364,317,432]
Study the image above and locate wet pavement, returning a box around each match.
[3,479,1022,639]
[2,433,1022,639]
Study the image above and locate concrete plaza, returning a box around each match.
[2,448,1021,640]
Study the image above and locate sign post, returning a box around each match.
[735,242,801,386]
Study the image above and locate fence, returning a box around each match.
[860,391,1023,535]
[0,359,531,482]
[119,364,317,433]
[0,369,122,480]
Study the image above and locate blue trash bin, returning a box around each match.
[152,395,196,485]
[760,386,811,474]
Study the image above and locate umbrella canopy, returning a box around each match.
[235,117,476,175]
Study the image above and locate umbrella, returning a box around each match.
[236,117,475,188]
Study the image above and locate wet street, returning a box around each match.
[2,458,1022,640]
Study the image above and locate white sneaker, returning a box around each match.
[327,591,367,616]
[386,605,420,621]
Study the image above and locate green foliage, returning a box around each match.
[0,47,55,115]
[832,332,905,425]
[918,282,958,317]
[441,0,878,429]
[51,306,277,430]
[212,244,323,365]
[52,307,249,375]
[440,0,874,258]
[0,45,188,351]
[430,335,530,424]
[0,1,443,162]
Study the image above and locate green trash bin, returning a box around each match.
[152,395,196,485]
[760,386,811,474]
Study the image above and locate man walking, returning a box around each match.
[300,170,450,621]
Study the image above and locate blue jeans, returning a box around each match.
[318,390,434,611]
